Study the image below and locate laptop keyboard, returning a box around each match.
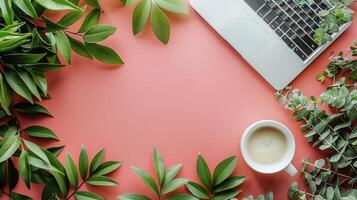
[244,0,331,61]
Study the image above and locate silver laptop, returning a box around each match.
[190,0,351,90]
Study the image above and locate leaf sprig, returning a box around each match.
[123,0,189,44]
[242,192,273,200]
[119,148,191,200]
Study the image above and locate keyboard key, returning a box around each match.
[280,23,289,32]
[297,19,307,28]
[280,2,289,10]
[266,1,275,8]
[306,18,314,25]
[264,11,277,23]
[292,35,313,55]
[279,12,288,20]
[301,34,318,50]
[287,0,296,7]
[270,17,283,29]
[293,5,302,13]
[282,35,296,49]
[314,16,321,24]
[311,3,318,10]
[319,2,328,10]
[258,5,270,17]
[300,12,308,20]
[285,8,294,15]
[311,23,319,30]
[304,26,313,34]
[296,28,304,36]
[244,0,264,11]
[291,22,299,31]
[276,28,283,36]
[292,14,300,22]
[287,29,295,37]
[294,47,307,60]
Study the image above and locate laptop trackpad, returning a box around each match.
[220,11,271,56]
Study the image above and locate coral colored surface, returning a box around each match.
[8,1,357,199]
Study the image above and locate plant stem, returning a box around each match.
[66,179,87,200]
[301,161,354,180]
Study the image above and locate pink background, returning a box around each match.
[10,1,357,199]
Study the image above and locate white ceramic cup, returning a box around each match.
[240,120,297,176]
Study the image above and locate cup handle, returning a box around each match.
[284,163,297,176]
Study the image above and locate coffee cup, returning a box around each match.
[240,120,297,176]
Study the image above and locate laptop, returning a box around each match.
[190,0,351,90]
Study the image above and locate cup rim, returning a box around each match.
[240,120,295,174]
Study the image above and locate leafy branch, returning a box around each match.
[122,0,189,44]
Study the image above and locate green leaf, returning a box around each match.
[79,146,89,179]
[155,0,189,14]
[132,0,151,35]
[118,194,150,200]
[164,164,182,185]
[166,194,199,200]
[74,191,103,200]
[68,35,92,59]
[9,192,33,200]
[132,167,159,194]
[31,72,47,96]
[186,182,210,199]
[43,16,67,32]
[161,178,188,195]
[24,140,50,164]
[213,156,237,185]
[125,0,137,6]
[16,68,42,100]
[92,161,122,176]
[0,34,31,53]
[54,30,71,64]
[19,150,31,189]
[86,43,124,64]
[47,146,65,156]
[153,147,165,187]
[151,2,170,44]
[58,9,84,27]
[2,53,46,64]
[41,182,60,200]
[24,63,65,73]
[8,158,18,191]
[90,149,105,174]
[211,189,240,200]
[24,126,59,140]
[13,0,38,19]
[214,176,246,193]
[65,154,79,188]
[0,132,20,163]
[86,176,117,186]
[196,154,212,191]
[34,0,82,11]
[78,9,101,33]
[14,102,52,117]
[84,24,116,43]
[4,68,33,104]
[0,72,12,115]
[85,0,101,9]
[0,0,14,25]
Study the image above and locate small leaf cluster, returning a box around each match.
[119,149,246,200]
[119,148,191,200]
[187,155,245,200]
[317,40,357,82]
[288,158,357,200]
[123,0,189,44]
[242,192,273,200]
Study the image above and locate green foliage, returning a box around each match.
[187,154,246,200]
[123,0,189,44]
[242,192,273,200]
[118,148,191,200]
[277,40,357,200]
[0,0,122,199]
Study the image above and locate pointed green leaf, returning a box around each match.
[16,68,42,101]
[2,53,46,64]
[161,178,188,195]
[24,140,50,164]
[31,72,47,96]
[85,0,100,8]
[4,68,33,104]
[47,146,65,156]
[78,9,101,33]
[186,182,210,199]
[153,148,165,186]
[0,72,12,115]
[132,0,151,35]
[86,176,117,186]
[14,102,52,117]
[84,25,116,43]
[13,0,38,18]
[0,133,20,163]
[79,146,89,179]
[9,192,33,200]
[164,164,182,185]
[92,161,122,176]
[19,150,31,189]
[65,154,79,188]
[68,35,92,59]
[90,149,105,174]
[34,0,82,11]
[58,9,83,27]
[0,0,14,25]
[214,176,246,193]
[24,126,58,140]
[132,167,159,194]
[155,0,189,14]
[74,191,103,200]
[196,154,212,191]
[213,156,237,185]
[125,0,137,6]
[86,43,124,64]
[54,30,71,64]
[211,189,240,200]
[151,2,170,44]
[118,194,150,200]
